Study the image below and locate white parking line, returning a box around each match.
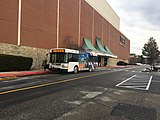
[122,83,148,85]
[116,75,136,86]
[120,85,147,88]
[116,75,153,91]
[118,86,146,90]
[124,82,148,84]
[146,76,153,90]
[129,80,149,82]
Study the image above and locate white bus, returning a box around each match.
[48,48,98,73]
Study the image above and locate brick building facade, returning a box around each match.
[0,0,130,69]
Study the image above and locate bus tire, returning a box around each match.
[89,65,93,72]
[73,66,78,74]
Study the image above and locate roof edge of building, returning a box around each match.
[85,0,120,30]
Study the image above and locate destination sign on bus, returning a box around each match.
[53,49,65,52]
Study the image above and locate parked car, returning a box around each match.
[142,66,154,72]
[117,61,128,66]
[153,63,160,71]
[136,63,143,66]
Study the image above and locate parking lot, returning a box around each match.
[0,65,160,120]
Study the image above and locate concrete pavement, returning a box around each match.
[55,87,158,120]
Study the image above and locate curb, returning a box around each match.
[98,66,129,69]
[14,70,52,77]
[0,76,18,81]
[0,70,52,80]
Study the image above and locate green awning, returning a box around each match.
[83,38,99,52]
[104,45,117,58]
[96,37,117,58]
[96,37,110,54]
[83,37,117,58]
[104,45,113,55]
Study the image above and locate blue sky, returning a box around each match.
[107,0,160,55]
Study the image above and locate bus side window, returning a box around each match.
[68,53,78,62]
[72,54,78,62]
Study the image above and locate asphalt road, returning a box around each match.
[0,65,160,120]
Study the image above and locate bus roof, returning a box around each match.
[50,48,79,54]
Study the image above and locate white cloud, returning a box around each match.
[107,0,160,55]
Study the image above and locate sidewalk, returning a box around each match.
[0,70,52,80]
[0,65,132,80]
[98,65,131,69]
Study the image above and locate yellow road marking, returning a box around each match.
[0,70,117,95]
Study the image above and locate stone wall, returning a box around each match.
[0,43,130,70]
[0,43,49,70]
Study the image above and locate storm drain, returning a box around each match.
[110,103,157,120]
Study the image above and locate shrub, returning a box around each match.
[0,54,33,72]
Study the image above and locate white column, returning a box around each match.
[78,0,81,47]
[92,9,94,43]
[102,18,103,44]
[56,0,60,48]
[18,0,22,46]
[108,25,110,47]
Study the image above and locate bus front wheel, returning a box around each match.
[73,66,78,74]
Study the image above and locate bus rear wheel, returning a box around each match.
[73,66,78,74]
[89,65,93,72]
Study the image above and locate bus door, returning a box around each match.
[68,53,79,72]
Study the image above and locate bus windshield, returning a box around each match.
[50,53,68,63]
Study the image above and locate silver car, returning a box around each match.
[153,63,160,71]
